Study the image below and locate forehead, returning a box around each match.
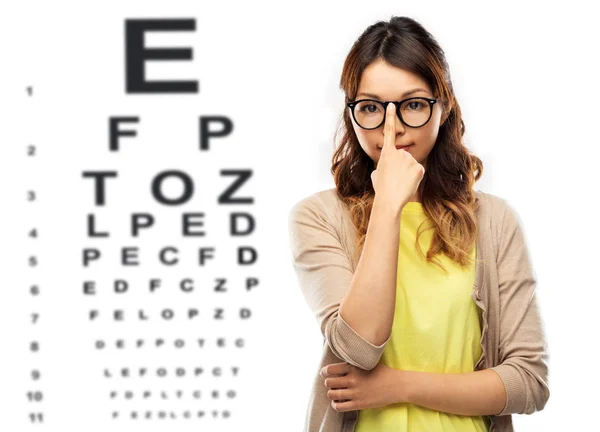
[357,60,431,98]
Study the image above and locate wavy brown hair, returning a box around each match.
[332,16,484,273]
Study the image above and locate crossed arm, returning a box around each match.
[396,367,506,416]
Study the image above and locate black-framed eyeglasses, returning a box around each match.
[346,97,438,130]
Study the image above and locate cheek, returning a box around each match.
[413,123,438,147]
[422,129,439,150]
[353,127,375,154]
[362,135,380,159]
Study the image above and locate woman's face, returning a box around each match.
[349,59,446,170]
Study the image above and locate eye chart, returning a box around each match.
[0,3,297,431]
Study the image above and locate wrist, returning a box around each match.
[373,196,402,220]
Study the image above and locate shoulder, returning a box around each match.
[288,188,353,248]
[288,188,341,222]
[475,189,524,233]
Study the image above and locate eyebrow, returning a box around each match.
[356,88,429,99]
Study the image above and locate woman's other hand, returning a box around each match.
[320,361,409,412]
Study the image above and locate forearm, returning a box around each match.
[339,196,401,346]
[396,368,507,416]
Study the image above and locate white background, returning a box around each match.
[1,0,598,431]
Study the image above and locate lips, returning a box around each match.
[377,144,413,150]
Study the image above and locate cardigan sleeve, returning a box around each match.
[287,196,391,370]
[489,200,551,415]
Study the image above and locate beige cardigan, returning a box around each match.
[288,188,550,432]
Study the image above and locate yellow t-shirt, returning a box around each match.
[355,201,490,432]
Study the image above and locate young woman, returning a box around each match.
[288,16,550,432]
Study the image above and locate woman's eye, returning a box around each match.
[359,104,379,113]
[405,101,424,110]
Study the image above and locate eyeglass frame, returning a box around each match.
[346,97,438,130]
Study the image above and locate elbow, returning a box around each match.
[490,360,550,416]
[520,384,550,415]
[323,312,390,370]
[525,379,550,415]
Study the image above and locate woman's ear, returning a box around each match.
[439,111,446,127]
[439,99,452,127]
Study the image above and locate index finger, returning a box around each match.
[383,102,397,152]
